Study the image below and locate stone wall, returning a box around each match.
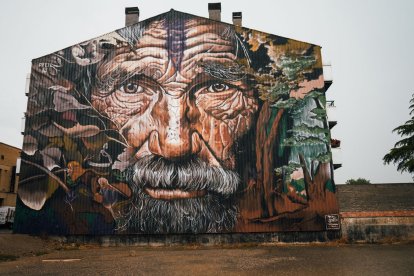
[336,184,414,212]
[336,184,414,243]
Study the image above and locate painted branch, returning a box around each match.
[19,174,46,185]
[21,159,70,193]
[249,205,307,223]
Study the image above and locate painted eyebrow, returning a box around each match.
[96,65,151,92]
[199,61,246,81]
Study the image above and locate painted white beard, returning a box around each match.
[115,155,240,233]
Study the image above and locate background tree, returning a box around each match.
[345,178,371,185]
[383,93,414,178]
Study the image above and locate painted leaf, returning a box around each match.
[54,122,100,138]
[46,177,60,201]
[49,85,70,93]
[30,115,49,131]
[38,124,63,137]
[18,177,60,211]
[40,147,62,170]
[48,137,64,148]
[71,41,105,66]
[22,135,38,155]
[62,111,77,122]
[62,136,83,163]
[53,91,90,112]
[82,133,109,151]
[26,88,54,116]
[18,179,48,211]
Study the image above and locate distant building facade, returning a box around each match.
[15,5,339,235]
[0,143,20,206]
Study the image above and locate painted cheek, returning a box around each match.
[195,111,232,168]
[122,112,156,149]
[195,92,258,168]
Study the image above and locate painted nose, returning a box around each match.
[148,95,193,160]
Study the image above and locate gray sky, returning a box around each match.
[1,0,413,184]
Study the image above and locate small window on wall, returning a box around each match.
[16,158,21,174]
[10,166,16,193]
[0,155,4,160]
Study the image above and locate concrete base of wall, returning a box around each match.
[46,215,414,245]
[52,231,341,247]
[44,212,414,246]
[341,216,414,243]
[41,214,414,245]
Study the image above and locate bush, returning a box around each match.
[345,178,371,185]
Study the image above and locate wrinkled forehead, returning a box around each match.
[138,17,237,57]
[97,17,241,82]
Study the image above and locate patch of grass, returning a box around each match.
[0,254,19,262]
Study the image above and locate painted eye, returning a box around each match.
[208,83,229,93]
[120,83,144,94]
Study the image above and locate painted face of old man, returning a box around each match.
[91,16,258,233]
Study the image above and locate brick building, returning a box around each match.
[0,142,20,206]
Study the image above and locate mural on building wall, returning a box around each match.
[15,11,338,234]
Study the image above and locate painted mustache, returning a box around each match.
[131,155,240,197]
[116,155,240,233]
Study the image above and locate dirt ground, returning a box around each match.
[0,233,55,258]
[1,231,414,275]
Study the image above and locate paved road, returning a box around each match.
[0,243,413,275]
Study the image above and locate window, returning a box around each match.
[10,166,16,193]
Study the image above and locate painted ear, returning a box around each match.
[17,179,48,211]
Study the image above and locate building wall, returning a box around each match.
[337,184,414,243]
[15,11,338,235]
[337,184,414,212]
[0,143,20,206]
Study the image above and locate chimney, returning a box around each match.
[125,7,139,26]
[208,3,221,21]
[232,12,242,27]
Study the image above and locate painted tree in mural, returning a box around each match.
[236,30,337,230]
[383,93,414,178]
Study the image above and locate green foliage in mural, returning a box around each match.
[268,54,332,200]
[280,56,316,82]
[275,162,301,178]
[259,55,316,103]
[325,179,335,192]
[315,152,332,163]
